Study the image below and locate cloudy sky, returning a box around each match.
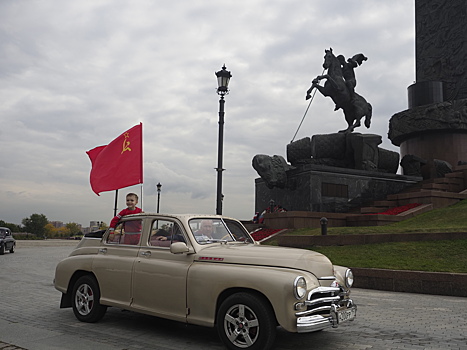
[0,0,415,227]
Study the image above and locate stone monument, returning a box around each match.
[253,48,421,214]
[389,0,467,179]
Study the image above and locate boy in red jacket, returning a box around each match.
[109,193,143,244]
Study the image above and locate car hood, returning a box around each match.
[194,243,334,277]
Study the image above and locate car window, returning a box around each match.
[106,219,142,246]
[149,219,185,248]
[190,218,243,244]
[224,220,254,243]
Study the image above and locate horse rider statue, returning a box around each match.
[306,48,372,133]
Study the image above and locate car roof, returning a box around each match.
[120,213,239,221]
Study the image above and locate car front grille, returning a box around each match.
[295,286,344,317]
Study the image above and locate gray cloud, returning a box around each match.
[0,0,415,226]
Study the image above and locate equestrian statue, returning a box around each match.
[306,48,372,133]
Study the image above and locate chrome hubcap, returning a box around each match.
[75,283,94,316]
[223,304,259,348]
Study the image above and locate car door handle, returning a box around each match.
[141,251,151,257]
[98,248,107,254]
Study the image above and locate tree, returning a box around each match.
[56,227,68,238]
[66,222,81,237]
[0,220,21,232]
[22,214,48,237]
[44,223,56,239]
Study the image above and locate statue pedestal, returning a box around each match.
[255,164,421,214]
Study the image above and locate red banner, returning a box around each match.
[87,123,143,195]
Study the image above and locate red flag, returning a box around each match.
[86,123,143,195]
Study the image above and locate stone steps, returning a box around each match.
[349,168,467,225]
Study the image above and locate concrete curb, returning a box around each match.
[352,267,467,297]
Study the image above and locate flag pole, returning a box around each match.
[113,189,119,217]
[140,184,143,210]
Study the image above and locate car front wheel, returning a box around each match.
[216,292,276,350]
[72,275,107,323]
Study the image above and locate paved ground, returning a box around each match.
[0,240,466,350]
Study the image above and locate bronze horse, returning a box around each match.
[306,48,372,133]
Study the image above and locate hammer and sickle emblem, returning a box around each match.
[121,132,132,154]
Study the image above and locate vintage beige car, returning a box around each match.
[54,214,356,350]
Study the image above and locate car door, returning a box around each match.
[131,219,193,322]
[92,218,143,307]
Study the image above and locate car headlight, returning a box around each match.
[345,269,354,288]
[293,276,307,299]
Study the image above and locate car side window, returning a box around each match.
[224,220,254,243]
[106,219,142,246]
[149,219,185,248]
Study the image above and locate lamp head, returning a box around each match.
[215,64,232,96]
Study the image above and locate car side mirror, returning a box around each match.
[170,242,190,254]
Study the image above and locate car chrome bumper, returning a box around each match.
[296,302,357,333]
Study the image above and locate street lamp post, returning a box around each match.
[215,64,232,215]
[156,182,162,213]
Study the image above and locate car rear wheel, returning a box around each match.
[9,245,14,253]
[72,275,107,323]
[0,244,4,255]
[216,292,276,350]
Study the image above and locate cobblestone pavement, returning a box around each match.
[0,240,466,350]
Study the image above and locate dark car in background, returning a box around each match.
[0,227,16,255]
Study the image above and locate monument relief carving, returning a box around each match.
[416,0,467,101]
[389,99,467,146]
[252,154,292,189]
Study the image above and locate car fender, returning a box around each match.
[186,262,319,332]
[54,255,95,294]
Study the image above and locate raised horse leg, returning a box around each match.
[306,75,328,100]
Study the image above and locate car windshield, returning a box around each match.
[0,228,9,238]
[189,218,253,244]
